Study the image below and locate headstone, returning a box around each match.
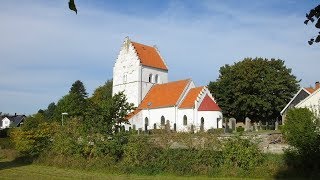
[191,125,194,133]
[229,118,236,132]
[275,120,279,131]
[174,123,177,132]
[258,121,262,131]
[153,123,156,129]
[224,119,229,133]
[165,120,171,131]
[254,122,258,131]
[245,117,251,131]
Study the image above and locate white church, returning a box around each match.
[112,37,223,132]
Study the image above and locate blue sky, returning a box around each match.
[1,0,319,115]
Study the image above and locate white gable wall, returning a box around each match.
[1,117,11,129]
[295,89,320,117]
[113,39,141,106]
[197,111,223,130]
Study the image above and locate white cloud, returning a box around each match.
[0,0,319,114]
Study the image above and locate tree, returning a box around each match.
[305,4,320,45]
[68,0,77,14]
[90,80,113,105]
[85,92,135,135]
[208,58,299,122]
[54,80,88,120]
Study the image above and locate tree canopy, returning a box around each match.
[305,4,320,45]
[208,57,299,122]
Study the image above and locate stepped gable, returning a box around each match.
[131,41,168,71]
[179,86,204,108]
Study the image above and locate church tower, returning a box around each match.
[112,37,169,107]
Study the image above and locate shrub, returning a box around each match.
[281,108,320,175]
[236,126,244,132]
[222,136,264,171]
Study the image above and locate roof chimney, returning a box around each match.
[316,81,320,90]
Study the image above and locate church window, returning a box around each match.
[155,74,159,83]
[201,117,204,125]
[145,117,149,126]
[149,74,153,83]
[161,116,165,125]
[183,115,187,126]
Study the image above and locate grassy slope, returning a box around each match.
[0,160,227,180]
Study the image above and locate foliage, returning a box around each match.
[90,79,113,105]
[54,80,88,120]
[236,126,244,132]
[304,4,320,45]
[10,122,59,157]
[69,0,77,14]
[281,108,320,174]
[85,92,135,135]
[222,136,264,171]
[208,58,299,122]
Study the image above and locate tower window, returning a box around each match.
[155,74,159,83]
[149,74,153,83]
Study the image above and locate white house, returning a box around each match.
[0,117,11,129]
[281,82,320,121]
[0,115,25,129]
[112,37,223,132]
[295,86,320,117]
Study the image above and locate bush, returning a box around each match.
[236,126,244,132]
[222,136,264,171]
[281,108,320,175]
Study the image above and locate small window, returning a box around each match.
[155,74,159,83]
[161,116,165,125]
[183,115,187,126]
[145,117,149,126]
[149,74,153,83]
[201,117,204,125]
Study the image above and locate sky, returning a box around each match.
[0,0,319,115]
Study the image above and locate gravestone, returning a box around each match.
[245,117,251,131]
[191,125,195,133]
[224,119,229,133]
[229,118,236,132]
[275,120,279,131]
[258,121,262,131]
[254,122,258,131]
[174,123,177,132]
[165,120,171,132]
[153,123,157,129]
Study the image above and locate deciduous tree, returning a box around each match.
[208,58,299,122]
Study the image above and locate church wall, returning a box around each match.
[197,111,223,130]
[295,89,320,117]
[177,109,194,132]
[113,40,141,106]
[141,66,168,101]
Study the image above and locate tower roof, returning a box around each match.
[131,42,168,71]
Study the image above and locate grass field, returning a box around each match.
[0,159,230,180]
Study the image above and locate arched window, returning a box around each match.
[145,117,149,126]
[161,116,165,125]
[201,117,204,125]
[183,115,187,126]
[149,74,153,83]
[155,74,159,83]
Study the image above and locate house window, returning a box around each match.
[161,116,165,125]
[155,74,159,83]
[183,115,187,126]
[149,74,153,83]
[145,117,149,126]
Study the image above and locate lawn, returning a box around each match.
[0,159,230,180]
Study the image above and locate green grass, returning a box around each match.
[0,159,242,180]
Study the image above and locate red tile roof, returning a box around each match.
[179,87,204,108]
[126,109,142,120]
[305,87,315,94]
[132,42,168,71]
[138,79,190,109]
[198,95,221,111]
